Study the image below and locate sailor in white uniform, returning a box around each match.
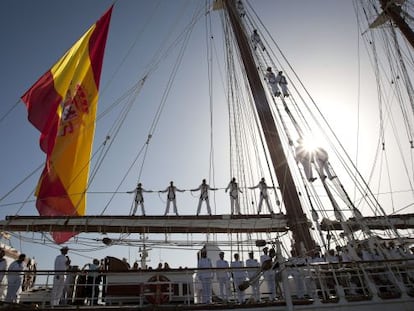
[246,251,260,302]
[251,29,265,51]
[191,179,217,216]
[51,246,69,306]
[313,147,335,180]
[160,181,185,216]
[0,248,7,299]
[6,254,26,303]
[276,71,289,97]
[265,67,280,97]
[225,177,243,215]
[197,249,213,304]
[231,253,246,304]
[127,182,152,216]
[295,139,316,182]
[260,247,276,300]
[249,177,276,214]
[216,251,231,302]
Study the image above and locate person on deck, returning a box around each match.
[225,177,243,215]
[249,177,276,214]
[295,139,316,182]
[0,248,7,299]
[5,253,26,303]
[83,258,101,306]
[265,67,281,97]
[260,247,276,301]
[313,147,336,180]
[231,253,246,304]
[191,179,217,216]
[246,251,260,302]
[51,247,69,306]
[160,181,185,216]
[216,251,231,302]
[197,249,213,304]
[276,71,289,97]
[251,29,265,51]
[127,182,152,216]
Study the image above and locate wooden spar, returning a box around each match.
[223,0,315,254]
[0,214,288,234]
[379,0,414,49]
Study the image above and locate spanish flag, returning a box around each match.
[21,6,113,244]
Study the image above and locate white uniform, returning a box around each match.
[276,72,289,97]
[198,257,213,304]
[6,259,25,303]
[231,260,246,303]
[128,185,151,215]
[225,180,242,215]
[295,142,315,182]
[192,182,215,215]
[0,258,7,299]
[314,147,335,180]
[161,184,184,216]
[265,70,280,96]
[260,254,275,300]
[216,258,231,301]
[246,257,260,301]
[250,179,274,214]
[51,254,67,306]
[251,31,265,51]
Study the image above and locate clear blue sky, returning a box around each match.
[0,0,407,272]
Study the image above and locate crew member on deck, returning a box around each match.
[265,67,280,97]
[0,248,7,299]
[225,177,243,215]
[251,29,265,51]
[216,251,231,302]
[160,181,185,216]
[51,247,69,306]
[260,247,276,301]
[197,248,213,304]
[231,253,246,304]
[127,182,152,216]
[6,254,26,303]
[246,251,260,302]
[249,177,277,214]
[295,139,316,182]
[276,71,289,97]
[191,179,217,216]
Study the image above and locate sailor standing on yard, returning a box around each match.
[251,29,265,51]
[197,249,213,304]
[127,182,152,216]
[225,177,243,215]
[191,179,217,216]
[276,71,289,97]
[51,247,69,306]
[216,251,231,302]
[160,181,185,216]
[249,177,276,214]
[265,67,281,97]
[5,253,26,303]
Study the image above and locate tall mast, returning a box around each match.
[379,0,414,49]
[223,0,315,254]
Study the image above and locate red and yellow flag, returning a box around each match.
[21,6,113,244]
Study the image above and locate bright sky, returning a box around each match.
[0,0,410,273]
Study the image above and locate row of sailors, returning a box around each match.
[128,177,279,216]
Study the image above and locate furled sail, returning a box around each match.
[20,6,113,244]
